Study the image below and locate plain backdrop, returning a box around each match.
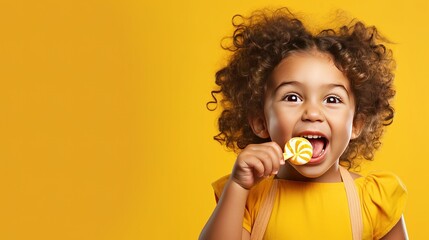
[0,0,427,239]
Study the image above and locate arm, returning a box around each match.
[380,216,408,240]
[199,142,284,240]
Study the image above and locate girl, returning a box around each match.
[200,8,407,240]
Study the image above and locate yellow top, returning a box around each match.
[212,171,407,240]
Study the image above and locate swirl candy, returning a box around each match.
[283,137,313,165]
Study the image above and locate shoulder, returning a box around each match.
[356,171,408,239]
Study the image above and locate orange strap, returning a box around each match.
[339,166,363,240]
[250,179,278,240]
[250,166,362,240]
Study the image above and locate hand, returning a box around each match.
[231,142,285,190]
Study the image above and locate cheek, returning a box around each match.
[338,112,355,138]
[265,108,293,142]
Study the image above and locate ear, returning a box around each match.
[249,115,270,139]
[351,114,365,139]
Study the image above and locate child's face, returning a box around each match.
[260,51,360,180]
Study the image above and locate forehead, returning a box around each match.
[268,51,350,89]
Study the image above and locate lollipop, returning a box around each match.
[283,137,313,165]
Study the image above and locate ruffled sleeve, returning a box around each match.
[212,174,230,203]
[360,171,407,239]
[211,175,253,232]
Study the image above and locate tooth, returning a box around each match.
[299,135,324,139]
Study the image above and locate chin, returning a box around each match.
[291,159,338,181]
[293,166,327,179]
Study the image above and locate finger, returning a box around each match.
[243,143,283,176]
[241,156,266,177]
[243,145,269,176]
[270,141,285,164]
[259,142,284,173]
[252,150,274,177]
[263,142,282,174]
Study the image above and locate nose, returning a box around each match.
[301,101,324,122]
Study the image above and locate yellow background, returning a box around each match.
[0,0,427,239]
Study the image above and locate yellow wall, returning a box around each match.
[0,0,427,239]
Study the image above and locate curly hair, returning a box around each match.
[207,8,396,168]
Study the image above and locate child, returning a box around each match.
[199,8,408,240]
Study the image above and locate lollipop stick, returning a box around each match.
[283,152,294,161]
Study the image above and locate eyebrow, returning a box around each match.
[274,81,301,93]
[274,81,351,95]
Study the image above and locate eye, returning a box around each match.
[282,93,302,102]
[324,96,342,104]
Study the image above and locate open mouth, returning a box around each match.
[299,135,328,159]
